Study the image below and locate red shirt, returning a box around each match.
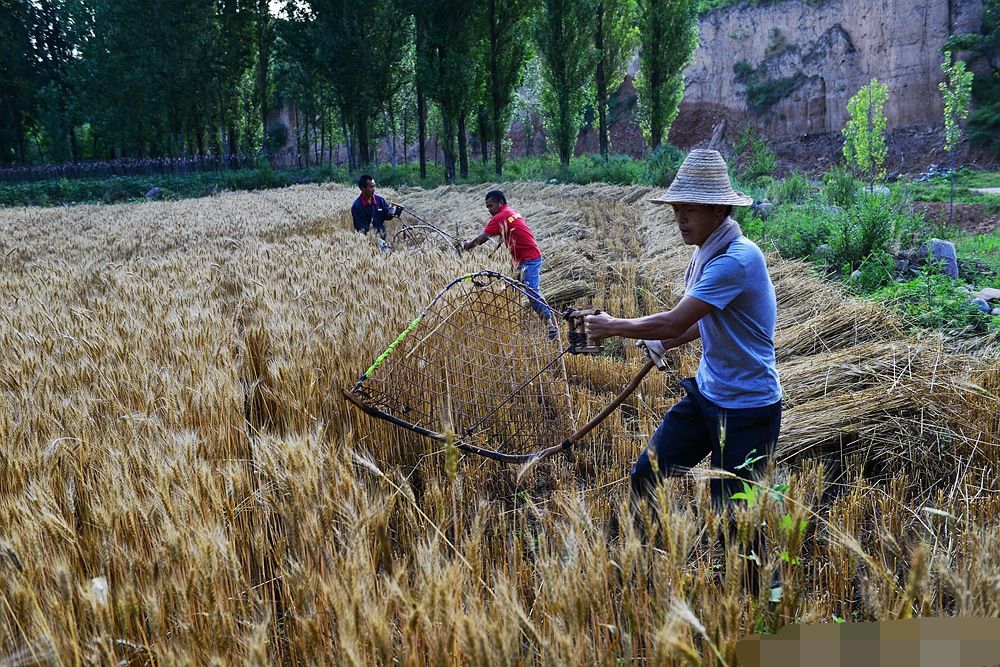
[483,205,542,265]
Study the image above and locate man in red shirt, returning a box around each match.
[461,189,558,338]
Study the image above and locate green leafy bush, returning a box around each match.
[643,144,685,187]
[822,166,858,208]
[844,249,897,294]
[829,191,925,269]
[768,172,814,204]
[742,203,832,259]
[732,124,776,184]
[871,269,993,332]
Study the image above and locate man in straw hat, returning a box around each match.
[585,148,782,518]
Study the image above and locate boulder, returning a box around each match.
[752,200,774,219]
[925,238,959,278]
[972,287,1000,302]
[813,243,834,262]
[970,298,991,313]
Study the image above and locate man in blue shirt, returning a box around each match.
[351,175,398,240]
[585,149,782,512]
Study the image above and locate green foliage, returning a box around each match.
[742,186,928,277]
[871,269,994,332]
[767,172,814,204]
[534,0,600,165]
[732,124,776,184]
[635,0,699,149]
[481,0,537,176]
[746,73,806,112]
[953,231,1000,289]
[842,78,889,186]
[733,60,805,112]
[0,169,302,207]
[742,204,833,259]
[415,0,482,180]
[939,51,974,153]
[643,143,686,187]
[0,2,36,161]
[944,0,1000,157]
[822,166,859,208]
[829,191,918,270]
[844,249,898,294]
[594,0,640,160]
[896,169,1000,212]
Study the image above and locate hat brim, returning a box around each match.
[649,191,753,207]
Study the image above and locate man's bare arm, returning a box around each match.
[584,296,714,342]
[461,232,491,251]
[658,322,701,350]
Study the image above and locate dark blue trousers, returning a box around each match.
[631,377,782,508]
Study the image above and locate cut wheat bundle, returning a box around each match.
[775,301,905,361]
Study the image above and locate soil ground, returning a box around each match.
[912,201,1000,235]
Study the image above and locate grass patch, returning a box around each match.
[898,168,1000,207]
[870,270,995,333]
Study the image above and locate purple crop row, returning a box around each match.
[0,152,321,183]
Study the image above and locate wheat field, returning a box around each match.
[2,182,998,665]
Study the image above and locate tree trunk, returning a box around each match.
[478,107,489,164]
[384,107,397,167]
[595,3,609,161]
[256,0,270,153]
[341,112,354,171]
[489,0,504,176]
[442,117,456,183]
[357,114,370,169]
[458,113,469,179]
[402,109,409,164]
[69,126,80,162]
[559,95,571,166]
[417,86,427,179]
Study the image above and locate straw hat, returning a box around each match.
[649,149,752,206]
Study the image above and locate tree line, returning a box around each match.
[0,0,700,179]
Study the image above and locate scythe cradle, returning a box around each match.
[343,270,658,464]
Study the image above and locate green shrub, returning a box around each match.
[768,172,814,204]
[746,73,805,112]
[844,249,897,294]
[643,144,685,187]
[822,166,858,208]
[871,269,993,332]
[828,191,924,269]
[742,203,833,259]
[732,124,776,184]
[222,167,291,191]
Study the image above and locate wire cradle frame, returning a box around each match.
[344,270,578,462]
[391,224,458,251]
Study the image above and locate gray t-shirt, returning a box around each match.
[687,236,782,409]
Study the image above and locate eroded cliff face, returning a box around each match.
[673,0,982,145]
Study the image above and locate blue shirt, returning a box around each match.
[687,237,782,409]
[351,194,390,238]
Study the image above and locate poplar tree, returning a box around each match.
[594,0,638,160]
[1,0,41,163]
[635,0,698,151]
[414,0,482,181]
[939,51,974,223]
[482,0,536,175]
[842,78,889,188]
[534,0,599,166]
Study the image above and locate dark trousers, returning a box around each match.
[631,378,782,509]
[630,378,782,591]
